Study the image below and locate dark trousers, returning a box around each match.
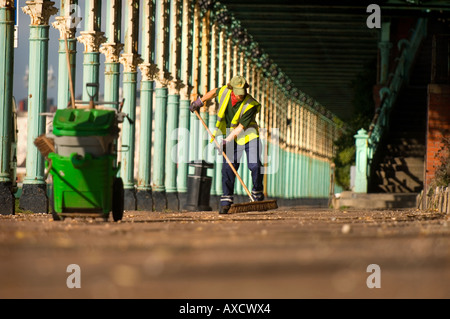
[220,138,264,206]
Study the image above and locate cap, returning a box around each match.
[230,76,247,96]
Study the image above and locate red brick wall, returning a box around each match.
[426,84,450,189]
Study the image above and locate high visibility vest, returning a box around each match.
[212,86,261,145]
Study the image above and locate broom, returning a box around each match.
[63,28,76,109]
[34,134,55,180]
[194,110,278,213]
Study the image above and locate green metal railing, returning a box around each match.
[2,0,344,213]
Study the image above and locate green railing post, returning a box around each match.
[188,0,200,177]
[136,0,156,211]
[119,0,142,210]
[120,70,138,209]
[166,89,180,211]
[177,0,193,209]
[152,0,169,211]
[153,86,168,210]
[136,76,154,211]
[165,0,182,211]
[378,22,392,85]
[354,128,369,193]
[56,37,76,108]
[77,0,105,102]
[20,0,58,214]
[207,111,217,201]
[0,1,16,215]
[101,0,123,105]
[177,98,190,199]
[52,0,78,110]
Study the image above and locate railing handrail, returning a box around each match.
[367,18,427,149]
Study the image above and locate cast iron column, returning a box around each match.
[0,0,16,215]
[354,128,369,193]
[20,0,58,214]
[188,1,200,175]
[207,19,219,210]
[165,0,182,211]
[77,0,105,102]
[119,0,142,210]
[177,0,192,209]
[100,0,123,105]
[52,0,78,110]
[136,0,156,211]
[152,0,170,211]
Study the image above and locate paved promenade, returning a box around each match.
[0,206,449,299]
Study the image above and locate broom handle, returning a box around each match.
[64,32,76,109]
[194,110,254,202]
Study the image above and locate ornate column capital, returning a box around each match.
[100,42,124,63]
[138,63,159,82]
[119,53,144,73]
[52,16,76,39]
[0,0,15,8]
[77,31,107,53]
[180,84,193,101]
[155,70,173,88]
[168,79,185,96]
[22,0,58,26]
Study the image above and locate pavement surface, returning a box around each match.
[0,205,449,299]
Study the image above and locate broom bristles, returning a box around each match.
[34,134,55,158]
[228,199,278,214]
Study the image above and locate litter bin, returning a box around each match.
[184,160,214,211]
[52,108,118,157]
[48,107,124,221]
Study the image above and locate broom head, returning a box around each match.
[34,134,55,159]
[228,199,278,214]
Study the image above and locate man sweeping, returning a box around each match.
[190,75,266,214]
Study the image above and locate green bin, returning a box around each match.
[49,152,117,214]
[53,108,117,137]
[48,108,124,221]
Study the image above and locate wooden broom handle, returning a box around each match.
[64,32,76,109]
[194,110,254,202]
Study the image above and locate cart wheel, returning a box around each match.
[49,183,64,221]
[112,177,124,222]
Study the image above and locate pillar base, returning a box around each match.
[0,182,15,215]
[210,195,220,211]
[178,192,188,211]
[19,184,48,214]
[166,192,179,212]
[124,188,137,211]
[136,189,153,212]
[153,191,167,212]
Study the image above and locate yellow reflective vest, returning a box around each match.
[211,86,261,145]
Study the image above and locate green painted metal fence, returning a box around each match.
[3,0,344,213]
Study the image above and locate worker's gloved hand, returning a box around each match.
[189,97,204,113]
[215,139,229,155]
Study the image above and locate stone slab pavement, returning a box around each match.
[0,206,449,299]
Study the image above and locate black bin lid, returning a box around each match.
[189,160,214,169]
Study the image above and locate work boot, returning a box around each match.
[219,205,231,215]
[252,190,265,202]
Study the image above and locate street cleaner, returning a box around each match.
[190,75,266,214]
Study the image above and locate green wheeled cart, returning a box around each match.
[47,84,129,221]
[48,152,123,221]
